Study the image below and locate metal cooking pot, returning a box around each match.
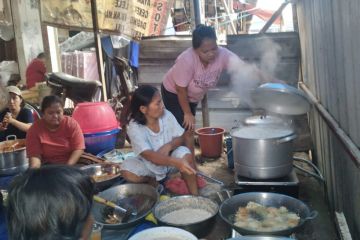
[0,136,28,175]
[219,192,317,236]
[153,195,219,238]
[231,125,296,179]
[92,183,159,229]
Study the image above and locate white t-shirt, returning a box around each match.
[127,109,186,178]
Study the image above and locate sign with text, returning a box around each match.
[40,0,173,39]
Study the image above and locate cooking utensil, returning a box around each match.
[0,135,28,176]
[129,226,198,240]
[92,183,159,229]
[197,171,224,186]
[252,83,310,115]
[231,125,297,179]
[219,192,318,236]
[153,195,219,238]
[93,195,135,223]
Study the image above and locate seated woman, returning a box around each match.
[0,86,33,141]
[26,95,85,168]
[121,85,199,195]
[7,165,95,240]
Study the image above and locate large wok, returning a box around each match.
[219,192,317,236]
[153,195,219,238]
[92,183,159,229]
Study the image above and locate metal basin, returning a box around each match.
[153,195,219,238]
[219,192,317,236]
[92,183,159,229]
[80,164,122,192]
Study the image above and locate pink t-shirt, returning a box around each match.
[162,47,235,102]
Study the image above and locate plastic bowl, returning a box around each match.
[84,128,120,155]
[73,102,119,134]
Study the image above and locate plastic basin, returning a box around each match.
[84,128,120,155]
[73,102,119,134]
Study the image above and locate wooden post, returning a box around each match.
[192,0,210,127]
[90,0,107,101]
[9,0,27,83]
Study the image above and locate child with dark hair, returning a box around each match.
[7,165,95,240]
[121,85,199,195]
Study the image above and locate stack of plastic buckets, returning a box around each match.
[73,102,120,155]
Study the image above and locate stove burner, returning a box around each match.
[231,229,297,238]
[235,170,299,186]
[233,170,299,198]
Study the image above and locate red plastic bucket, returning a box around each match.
[72,102,119,134]
[195,127,225,158]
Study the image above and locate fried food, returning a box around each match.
[234,201,300,232]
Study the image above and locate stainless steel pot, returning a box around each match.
[231,125,296,179]
[153,195,219,238]
[219,192,318,236]
[92,183,159,229]
[0,136,28,175]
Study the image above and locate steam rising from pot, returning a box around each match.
[226,38,282,107]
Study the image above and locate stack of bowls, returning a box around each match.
[73,102,120,155]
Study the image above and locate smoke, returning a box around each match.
[226,38,281,107]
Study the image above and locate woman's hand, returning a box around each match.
[176,160,196,175]
[3,112,13,124]
[0,113,11,130]
[183,113,195,131]
[157,142,172,156]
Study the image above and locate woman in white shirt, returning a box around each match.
[121,85,198,195]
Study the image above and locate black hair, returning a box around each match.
[128,85,159,125]
[37,52,45,59]
[7,165,95,240]
[41,95,64,113]
[192,24,217,49]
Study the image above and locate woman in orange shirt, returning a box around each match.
[26,96,85,167]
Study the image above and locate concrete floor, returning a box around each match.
[195,151,339,240]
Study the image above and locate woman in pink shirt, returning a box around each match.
[161,25,238,157]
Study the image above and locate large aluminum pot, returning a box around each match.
[231,125,296,179]
[92,183,159,229]
[219,192,318,236]
[0,136,28,175]
[153,195,219,238]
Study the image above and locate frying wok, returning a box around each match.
[92,183,159,229]
[219,192,317,236]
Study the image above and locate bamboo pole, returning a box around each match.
[90,0,107,101]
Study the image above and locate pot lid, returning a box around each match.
[252,83,310,115]
[231,125,294,140]
[244,115,285,125]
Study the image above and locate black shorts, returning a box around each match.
[161,84,198,126]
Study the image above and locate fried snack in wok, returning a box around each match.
[234,201,300,232]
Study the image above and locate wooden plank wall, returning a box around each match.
[296,0,360,238]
